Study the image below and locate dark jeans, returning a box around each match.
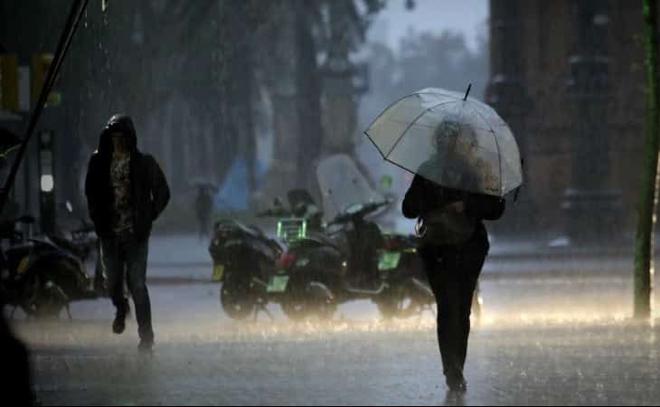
[100,234,153,343]
[418,225,489,386]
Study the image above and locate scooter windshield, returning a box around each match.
[316,154,385,223]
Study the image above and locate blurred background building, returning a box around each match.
[0,0,655,242]
[487,0,650,242]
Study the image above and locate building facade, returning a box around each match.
[488,0,650,241]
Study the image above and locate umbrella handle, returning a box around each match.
[415,218,427,237]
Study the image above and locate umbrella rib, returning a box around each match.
[383,100,459,158]
[470,106,504,195]
[384,156,419,178]
[364,130,387,160]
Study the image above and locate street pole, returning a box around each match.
[634,0,659,319]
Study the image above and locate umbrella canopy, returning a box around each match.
[364,87,522,197]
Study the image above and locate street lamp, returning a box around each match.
[38,130,55,235]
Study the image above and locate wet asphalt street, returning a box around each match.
[7,235,660,405]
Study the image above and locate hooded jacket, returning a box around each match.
[85,114,170,239]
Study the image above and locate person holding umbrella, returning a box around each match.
[365,86,522,394]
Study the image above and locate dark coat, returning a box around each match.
[402,173,505,245]
[85,115,170,239]
[0,316,34,405]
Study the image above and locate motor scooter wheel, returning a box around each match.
[282,277,336,321]
[375,286,424,320]
[19,275,69,319]
[220,270,257,320]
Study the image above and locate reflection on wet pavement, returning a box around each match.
[10,274,660,406]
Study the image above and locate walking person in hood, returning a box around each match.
[85,114,170,352]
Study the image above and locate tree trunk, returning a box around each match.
[634,0,659,319]
[294,1,324,190]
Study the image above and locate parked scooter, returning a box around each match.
[277,199,433,320]
[45,201,104,296]
[270,200,341,320]
[209,218,284,319]
[0,215,96,318]
[48,219,103,296]
[274,155,435,320]
[374,232,434,319]
[208,189,322,320]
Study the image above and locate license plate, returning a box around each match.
[378,251,401,271]
[212,264,225,282]
[267,275,290,293]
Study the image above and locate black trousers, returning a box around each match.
[418,226,489,385]
[0,317,34,405]
[100,234,153,343]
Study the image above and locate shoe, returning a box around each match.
[445,387,466,405]
[449,381,467,394]
[138,339,154,354]
[112,302,129,335]
[446,375,467,394]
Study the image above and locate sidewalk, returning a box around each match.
[146,231,649,264]
[487,235,643,260]
[390,215,651,260]
[145,233,647,285]
[482,235,643,278]
[146,234,213,283]
[147,231,646,266]
[148,234,212,267]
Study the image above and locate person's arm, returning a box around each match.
[148,155,170,220]
[84,156,99,225]
[402,174,426,219]
[465,193,506,220]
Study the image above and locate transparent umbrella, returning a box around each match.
[364,86,523,197]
